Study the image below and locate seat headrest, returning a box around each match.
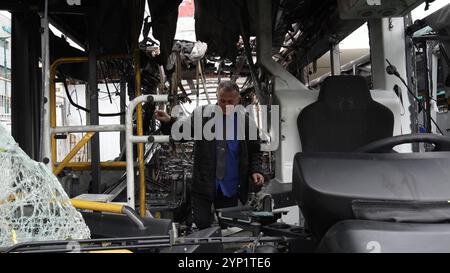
[318,75,372,110]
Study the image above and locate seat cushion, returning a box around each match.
[292,152,450,237]
[317,220,450,253]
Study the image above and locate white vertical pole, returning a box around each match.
[369,17,413,152]
[330,44,341,76]
[41,0,52,168]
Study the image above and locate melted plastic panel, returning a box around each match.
[0,125,90,247]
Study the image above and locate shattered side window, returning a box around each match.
[0,124,90,247]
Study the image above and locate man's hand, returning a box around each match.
[251,172,265,186]
[154,110,171,123]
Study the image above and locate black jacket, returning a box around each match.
[161,105,263,204]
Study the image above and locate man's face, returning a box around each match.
[217,88,240,115]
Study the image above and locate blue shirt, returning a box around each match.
[216,113,240,198]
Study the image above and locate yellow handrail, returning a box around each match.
[53,132,95,176]
[134,49,146,218]
[49,54,131,167]
[55,161,127,170]
[70,199,123,214]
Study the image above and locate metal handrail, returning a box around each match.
[125,94,170,212]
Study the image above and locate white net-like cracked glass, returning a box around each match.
[0,124,90,247]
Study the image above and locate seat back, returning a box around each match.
[298,75,394,152]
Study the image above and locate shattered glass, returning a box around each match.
[0,124,90,247]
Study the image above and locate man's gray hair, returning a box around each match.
[217,80,240,94]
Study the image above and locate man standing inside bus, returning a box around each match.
[155,81,265,229]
